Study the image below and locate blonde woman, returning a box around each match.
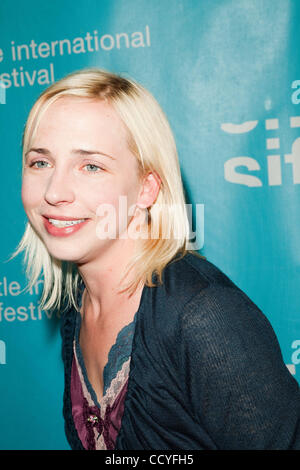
[16,68,300,450]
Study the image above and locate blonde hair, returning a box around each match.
[13,68,191,312]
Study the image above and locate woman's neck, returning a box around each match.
[77,237,144,324]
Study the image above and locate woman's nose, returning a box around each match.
[44,169,75,205]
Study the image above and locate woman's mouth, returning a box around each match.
[43,216,89,237]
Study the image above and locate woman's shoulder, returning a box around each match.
[152,252,271,343]
[160,251,240,304]
[152,253,287,381]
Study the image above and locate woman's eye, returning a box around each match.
[84,164,102,173]
[30,160,50,169]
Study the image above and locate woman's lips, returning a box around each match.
[43,216,89,237]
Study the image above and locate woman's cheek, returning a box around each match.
[21,177,41,209]
[21,178,33,209]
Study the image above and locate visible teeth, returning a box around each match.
[48,218,85,227]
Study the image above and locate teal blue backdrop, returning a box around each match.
[1,0,300,450]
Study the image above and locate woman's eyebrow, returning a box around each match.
[25,147,51,158]
[71,148,116,160]
[25,147,116,160]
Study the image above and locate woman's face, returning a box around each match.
[21,96,144,263]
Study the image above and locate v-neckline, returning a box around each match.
[74,310,137,407]
[74,283,146,408]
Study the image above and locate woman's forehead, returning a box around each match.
[41,96,122,127]
[30,96,137,166]
[34,97,127,143]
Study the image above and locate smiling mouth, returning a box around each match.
[47,218,86,227]
[42,216,89,237]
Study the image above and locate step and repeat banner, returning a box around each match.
[1,0,300,450]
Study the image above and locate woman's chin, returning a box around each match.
[45,245,86,263]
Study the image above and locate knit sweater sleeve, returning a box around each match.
[178,284,300,450]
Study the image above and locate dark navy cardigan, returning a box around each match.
[60,253,300,450]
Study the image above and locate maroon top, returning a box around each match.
[70,311,135,450]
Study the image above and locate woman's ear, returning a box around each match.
[137,171,161,209]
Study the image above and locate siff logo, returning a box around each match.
[286,340,300,376]
[291,81,300,104]
[222,117,300,187]
[0,340,6,364]
[291,340,300,365]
